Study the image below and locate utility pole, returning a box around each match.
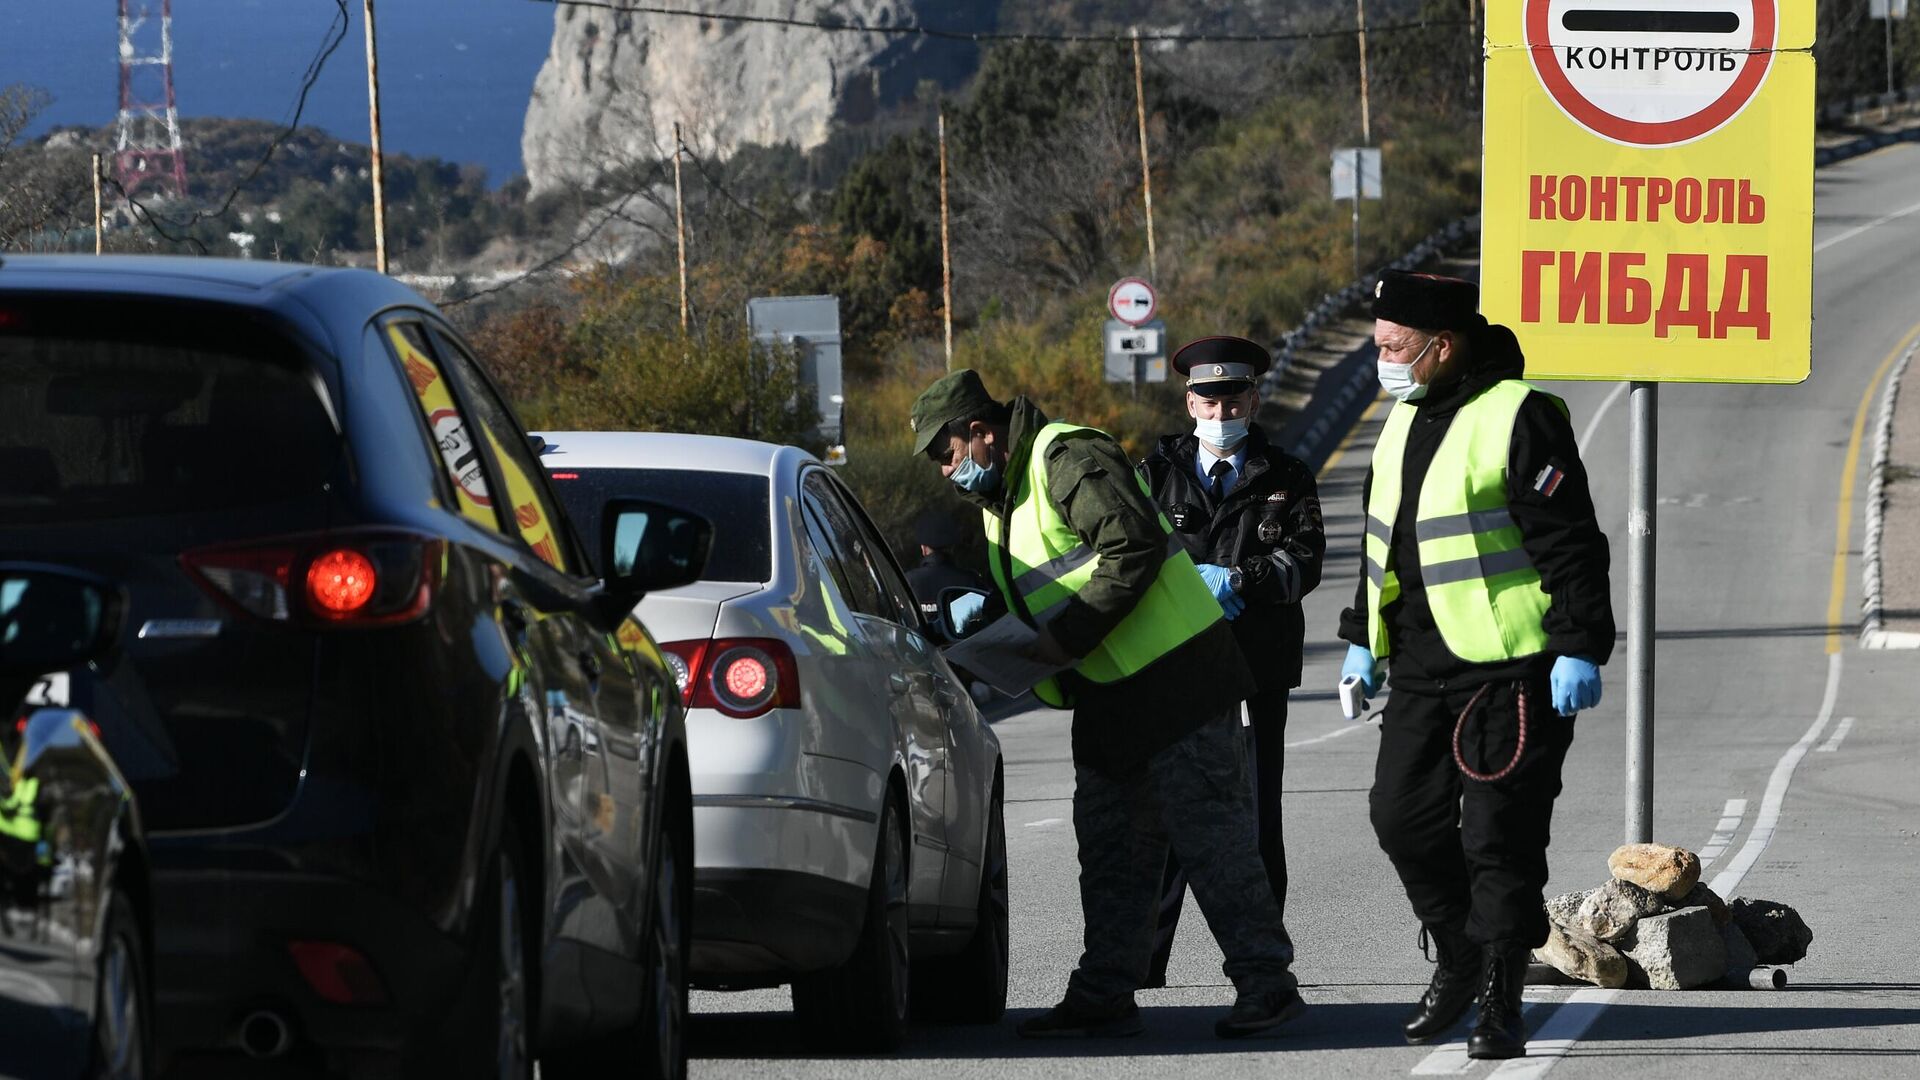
[362,0,388,273]
[1467,0,1478,98]
[92,154,104,254]
[938,109,954,371]
[1356,0,1373,144]
[673,122,690,334]
[1131,27,1158,282]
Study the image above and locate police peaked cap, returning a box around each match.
[1172,336,1271,393]
[1372,270,1485,334]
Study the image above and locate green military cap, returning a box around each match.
[910,368,999,457]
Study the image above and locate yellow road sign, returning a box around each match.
[1481,0,1814,383]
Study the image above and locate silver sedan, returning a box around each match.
[538,431,1007,1050]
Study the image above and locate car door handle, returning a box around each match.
[888,672,912,695]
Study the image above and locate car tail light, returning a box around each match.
[287,940,389,1005]
[307,549,378,616]
[182,530,443,628]
[661,638,799,718]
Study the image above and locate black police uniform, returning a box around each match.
[904,510,985,624]
[1340,272,1614,1057]
[1138,337,1326,987]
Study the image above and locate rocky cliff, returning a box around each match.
[521,1,995,194]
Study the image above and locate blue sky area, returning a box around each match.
[4,0,557,185]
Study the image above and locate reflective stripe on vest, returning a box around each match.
[1365,380,1556,664]
[984,421,1222,708]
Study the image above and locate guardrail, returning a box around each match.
[1261,215,1479,395]
[1816,83,1920,127]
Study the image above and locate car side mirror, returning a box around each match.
[938,585,991,640]
[601,497,713,599]
[0,564,123,719]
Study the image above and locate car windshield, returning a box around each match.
[0,304,337,523]
[548,466,771,583]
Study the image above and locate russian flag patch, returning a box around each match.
[1532,464,1566,497]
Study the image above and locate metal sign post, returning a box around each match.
[1331,148,1382,280]
[1481,0,1815,844]
[1626,382,1656,843]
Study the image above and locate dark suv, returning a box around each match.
[0,256,698,1078]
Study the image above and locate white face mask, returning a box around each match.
[1193,416,1250,448]
[1377,336,1438,402]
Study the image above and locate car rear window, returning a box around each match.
[548,467,771,583]
[0,308,337,523]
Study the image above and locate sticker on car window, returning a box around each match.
[390,324,495,528]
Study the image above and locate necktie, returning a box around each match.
[1209,459,1233,500]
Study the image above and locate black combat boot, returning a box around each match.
[1403,925,1480,1044]
[1466,947,1530,1060]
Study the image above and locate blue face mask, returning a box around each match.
[949,439,1001,494]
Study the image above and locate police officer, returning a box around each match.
[910,368,1304,1039]
[904,509,985,625]
[1339,271,1614,1059]
[1138,337,1324,988]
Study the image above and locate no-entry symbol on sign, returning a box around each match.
[1527,0,1776,147]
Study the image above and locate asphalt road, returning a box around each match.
[684,142,1920,1077]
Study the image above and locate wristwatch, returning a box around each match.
[1228,567,1245,594]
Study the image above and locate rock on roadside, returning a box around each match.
[1545,890,1590,930]
[1729,898,1814,964]
[1674,881,1731,926]
[1623,906,1727,990]
[1717,920,1760,988]
[1574,878,1669,942]
[1535,923,1630,988]
[1608,842,1702,898]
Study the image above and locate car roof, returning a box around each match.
[534,431,817,476]
[0,254,433,351]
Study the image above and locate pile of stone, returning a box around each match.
[1534,843,1813,990]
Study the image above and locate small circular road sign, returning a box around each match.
[1526,0,1776,147]
[1108,277,1157,327]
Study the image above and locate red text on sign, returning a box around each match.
[1518,251,1771,340]
[1528,175,1766,224]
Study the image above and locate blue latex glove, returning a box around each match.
[1194,563,1245,620]
[1550,655,1602,716]
[1342,644,1382,697]
[948,591,987,633]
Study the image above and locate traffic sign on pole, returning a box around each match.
[1108,277,1158,327]
[1480,0,1813,383]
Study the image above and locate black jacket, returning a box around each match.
[953,396,1255,775]
[1140,425,1325,691]
[1337,323,1616,694]
[906,551,984,625]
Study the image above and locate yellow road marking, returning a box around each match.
[1828,320,1920,653]
[1318,392,1387,479]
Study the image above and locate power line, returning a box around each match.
[112,0,351,251]
[525,0,1467,45]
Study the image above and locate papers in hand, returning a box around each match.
[940,615,1068,697]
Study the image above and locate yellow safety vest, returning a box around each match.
[1365,380,1557,663]
[984,422,1222,708]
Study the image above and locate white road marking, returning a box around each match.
[1709,651,1843,898]
[1576,382,1629,457]
[1482,654,1844,1079]
[1487,988,1622,1079]
[1285,722,1370,750]
[1694,798,1748,869]
[1410,999,1549,1075]
[1813,199,1920,254]
[1817,715,1856,753]
[1023,817,1065,829]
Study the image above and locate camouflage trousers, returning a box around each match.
[1066,709,1297,1008]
